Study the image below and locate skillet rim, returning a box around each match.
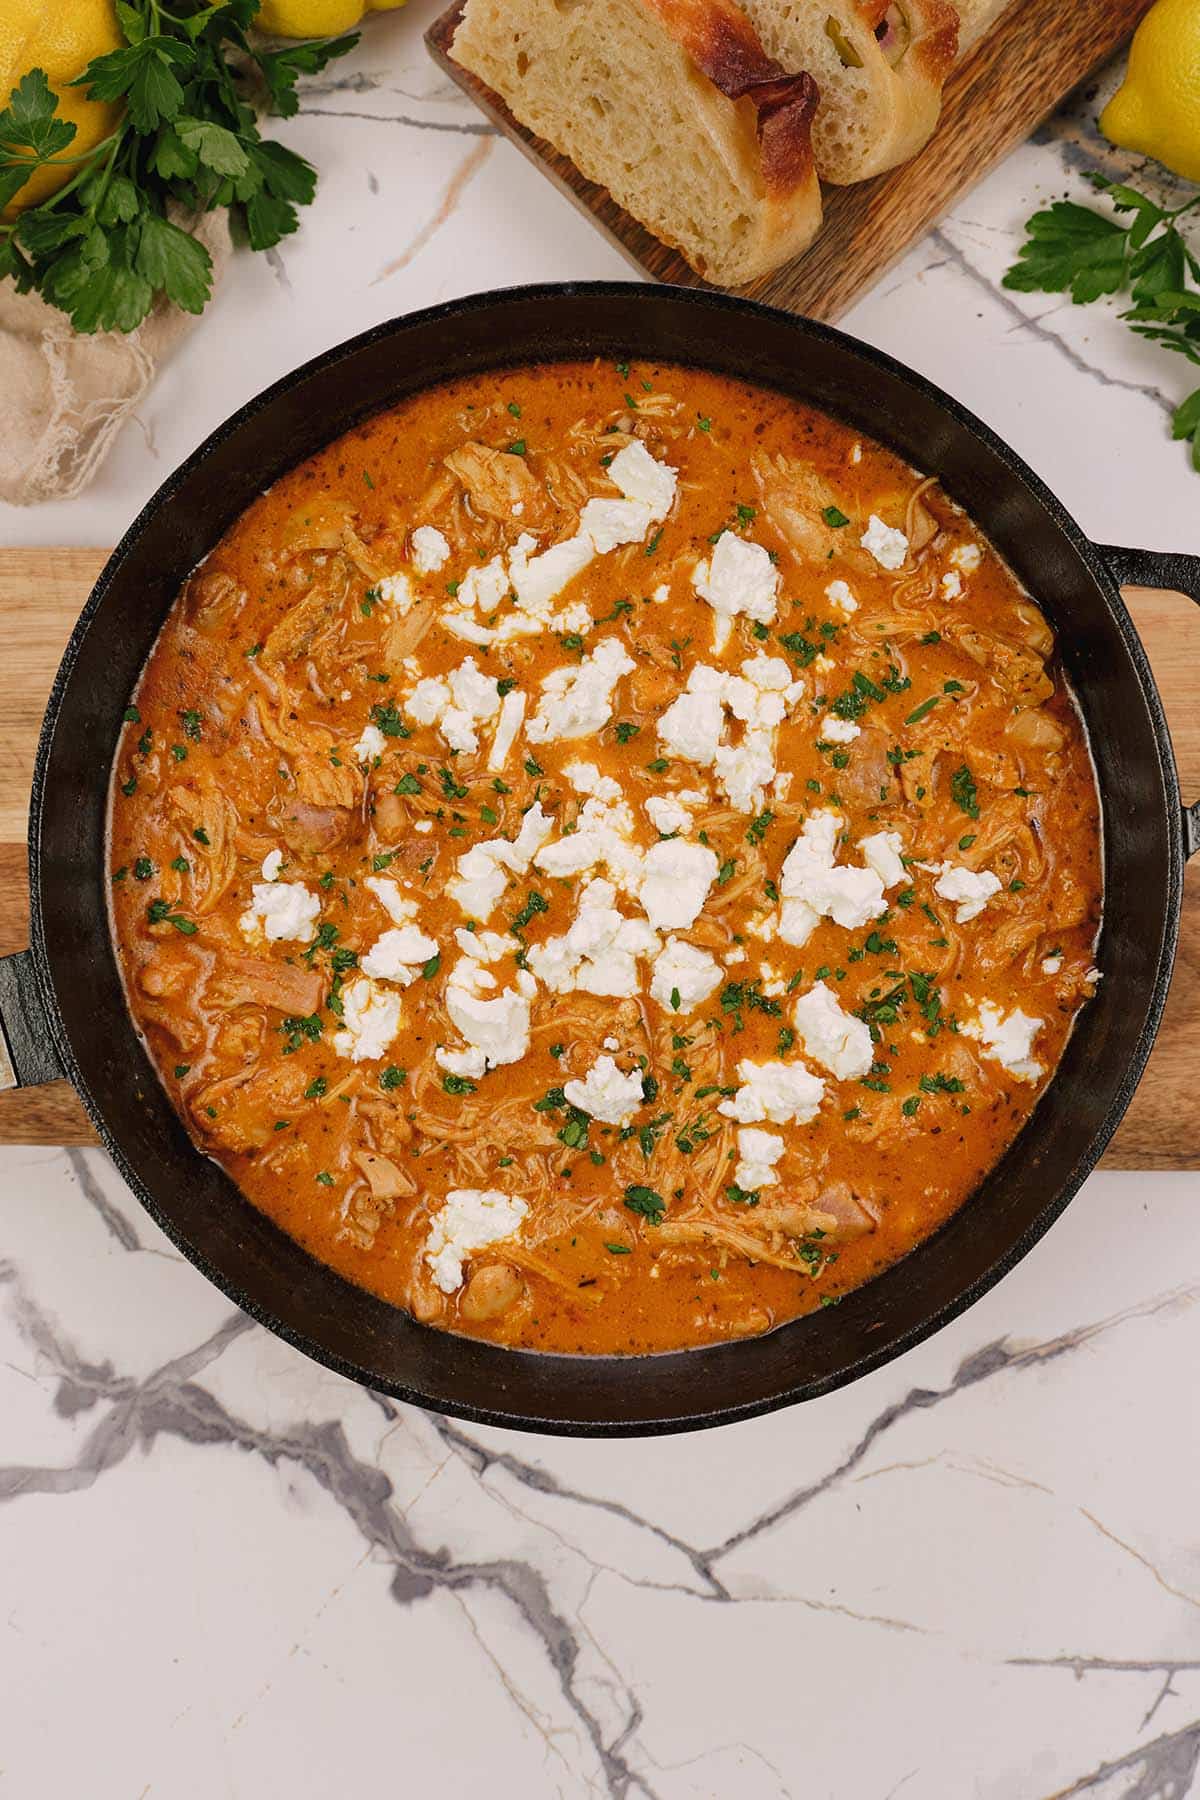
[23,280,1187,1436]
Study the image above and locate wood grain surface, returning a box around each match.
[0,547,1194,1163]
[427,0,1153,318]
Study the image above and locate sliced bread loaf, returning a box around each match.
[451,0,823,286]
[737,0,959,184]
[954,0,1015,57]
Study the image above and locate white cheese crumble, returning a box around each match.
[562,1054,645,1125]
[825,578,858,614]
[860,514,909,570]
[526,636,634,743]
[1041,954,1063,976]
[657,656,803,814]
[645,793,693,837]
[638,839,718,930]
[333,976,402,1063]
[424,1188,528,1293]
[564,760,624,804]
[487,687,526,771]
[778,810,887,946]
[649,937,723,1012]
[964,1001,1044,1082]
[377,571,414,613]
[859,831,907,891]
[691,531,780,651]
[447,801,554,920]
[239,879,320,945]
[792,981,873,1081]
[454,926,511,963]
[435,1045,488,1081]
[940,570,964,601]
[445,959,535,1069]
[734,1127,785,1191]
[534,790,643,892]
[360,923,439,985]
[261,849,284,882]
[933,862,1002,924]
[949,542,982,573]
[410,525,451,573]
[821,715,861,744]
[527,878,658,998]
[354,721,387,763]
[657,663,728,765]
[718,1058,825,1125]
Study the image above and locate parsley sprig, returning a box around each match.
[1004,174,1200,471]
[0,1,357,334]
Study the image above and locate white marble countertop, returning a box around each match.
[2,12,1199,1797]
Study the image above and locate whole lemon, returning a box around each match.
[0,0,125,217]
[255,0,406,37]
[1101,0,1200,183]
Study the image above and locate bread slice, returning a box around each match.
[954,0,1014,58]
[737,0,958,184]
[451,0,823,286]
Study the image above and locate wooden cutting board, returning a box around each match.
[0,548,1196,1162]
[427,0,1152,317]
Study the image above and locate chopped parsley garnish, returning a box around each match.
[510,890,548,934]
[904,696,941,725]
[822,505,850,528]
[421,952,441,980]
[717,857,737,886]
[951,763,980,819]
[442,1073,476,1095]
[379,1065,406,1091]
[305,1077,328,1099]
[393,772,421,795]
[615,721,640,744]
[370,700,408,738]
[280,1014,323,1054]
[624,1185,666,1226]
[746,809,773,846]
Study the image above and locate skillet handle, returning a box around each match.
[0,949,65,1091]
[1094,543,1200,863]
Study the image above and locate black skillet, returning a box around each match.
[2,284,1196,1435]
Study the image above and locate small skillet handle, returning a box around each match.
[0,949,65,1092]
[1094,543,1200,863]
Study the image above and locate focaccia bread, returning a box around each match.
[451,0,823,286]
[738,0,959,184]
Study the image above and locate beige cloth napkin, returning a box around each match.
[0,210,232,507]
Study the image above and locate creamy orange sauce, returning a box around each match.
[108,360,1102,1353]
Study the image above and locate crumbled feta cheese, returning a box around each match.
[933,862,1002,924]
[526,636,634,743]
[377,571,413,613]
[448,657,501,723]
[718,1058,825,1125]
[792,981,873,1080]
[964,1001,1043,1082]
[239,879,320,945]
[825,578,858,614]
[603,1035,620,1051]
[638,839,718,930]
[361,923,439,985]
[860,513,909,573]
[608,439,678,519]
[404,656,501,756]
[1041,954,1063,976]
[645,794,693,837]
[859,830,907,891]
[435,1045,488,1081]
[411,525,451,573]
[652,583,670,604]
[860,514,909,570]
[332,977,402,1063]
[821,715,861,744]
[457,556,510,613]
[949,542,982,573]
[648,936,723,1012]
[562,1054,645,1125]
[454,926,510,963]
[565,761,624,804]
[554,600,593,634]
[447,801,554,919]
[940,571,964,601]
[735,1127,785,1191]
[778,810,886,944]
[657,663,728,765]
[714,732,777,814]
[692,531,780,650]
[510,530,595,615]
[849,441,863,466]
[354,721,387,763]
[424,1188,528,1293]
[533,791,643,891]
[527,878,658,998]
[445,958,533,1069]
[261,849,283,882]
[405,675,451,728]
[487,687,526,771]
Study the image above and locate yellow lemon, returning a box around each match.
[1101,0,1200,184]
[0,0,124,217]
[255,0,406,38]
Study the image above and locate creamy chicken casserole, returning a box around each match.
[108,360,1102,1353]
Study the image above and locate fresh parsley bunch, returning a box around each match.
[0,0,357,334]
[1004,173,1200,472]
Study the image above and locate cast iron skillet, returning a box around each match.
[1,283,1197,1437]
